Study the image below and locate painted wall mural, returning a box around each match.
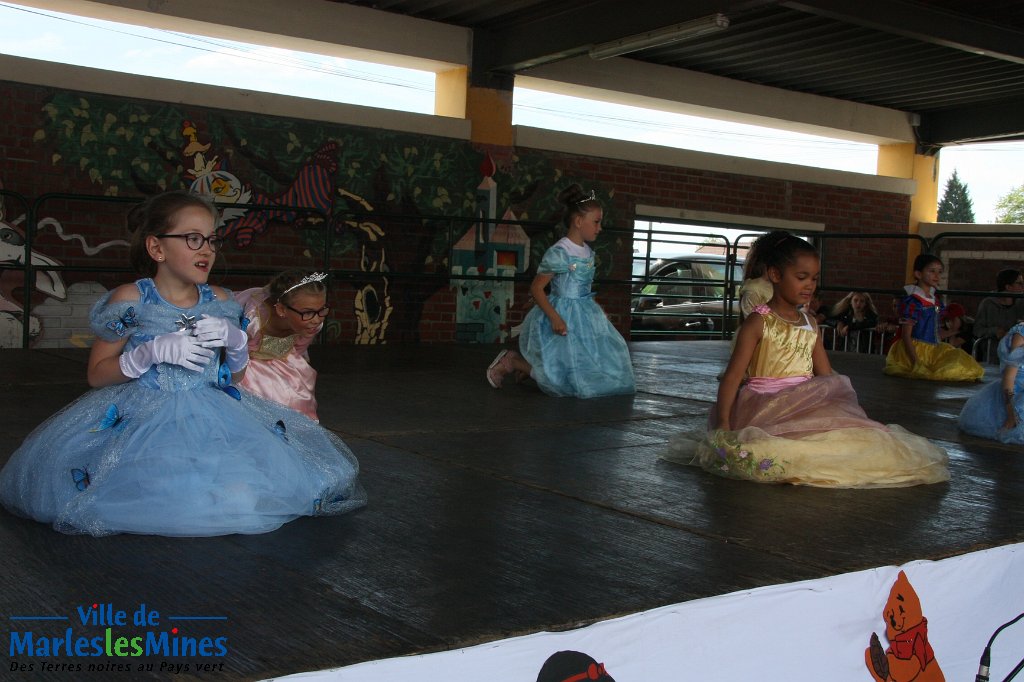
[0,183,129,348]
[450,154,531,343]
[13,89,618,347]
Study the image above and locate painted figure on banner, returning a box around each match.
[865,570,945,682]
[536,650,615,682]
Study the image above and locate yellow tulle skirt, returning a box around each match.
[884,338,983,381]
[665,375,949,488]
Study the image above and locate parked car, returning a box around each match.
[631,253,744,335]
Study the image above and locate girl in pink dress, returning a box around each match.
[235,271,329,421]
[667,231,948,488]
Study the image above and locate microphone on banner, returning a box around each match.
[975,645,990,682]
[977,611,1024,682]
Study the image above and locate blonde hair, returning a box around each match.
[830,291,878,319]
[266,269,328,306]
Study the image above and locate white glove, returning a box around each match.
[119,330,216,377]
[194,314,249,372]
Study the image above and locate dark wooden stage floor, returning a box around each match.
[1,342,1021,681]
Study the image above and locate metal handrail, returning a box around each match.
[5,190,1023,349]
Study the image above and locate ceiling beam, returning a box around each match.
[520,56,916,144]
[14,0,469,71]
[781,0,1024,65]
[921,97,1024,146]
[470,0,779,82]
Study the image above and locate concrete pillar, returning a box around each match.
[434,67,468,119]
[878,143,939,279]
[434,66,513,146]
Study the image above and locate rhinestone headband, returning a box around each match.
[282,272,328,297]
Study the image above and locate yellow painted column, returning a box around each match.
[878,143,939,279]
[434,67,467,119]
[434,67,513,146]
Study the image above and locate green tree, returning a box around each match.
[937,169,976,222]
[994,184,1024,223]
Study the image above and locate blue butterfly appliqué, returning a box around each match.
[313,490,346,514]
[272,419,288,441]
[71,467,91,491]
[104,306,140,337]
[89,404,126,433]
[214,361,241,400]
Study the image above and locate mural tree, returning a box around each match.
[34,91,620,342]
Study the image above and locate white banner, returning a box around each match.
[268,543,1024,682]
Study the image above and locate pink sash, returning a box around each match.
[745,375,811,395]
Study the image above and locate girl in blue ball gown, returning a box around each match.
[485,184,635,398]
[0,191,365,536]
[959,321,1024,444]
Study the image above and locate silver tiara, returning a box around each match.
[576,189,598,204]
[282,272,328,297]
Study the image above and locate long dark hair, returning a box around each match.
[759,230,818,275]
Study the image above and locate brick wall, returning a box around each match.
[0,79,917,346]
[932,235,1024,316]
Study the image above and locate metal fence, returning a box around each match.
[3,188,1022,353]
[0,189,610,348]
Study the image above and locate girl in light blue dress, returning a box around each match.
[958,321,1024,444]
[486,184,635,398]
[0,191,365,536]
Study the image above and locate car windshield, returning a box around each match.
[638,260,742,301]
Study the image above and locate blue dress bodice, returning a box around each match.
[540,245,597,300]
[898,290,941,345]
[959,322,1024,444]
[518,239,635,398]
[0,278,366,536]
[998,323,1024,394]
[90,279,243,392]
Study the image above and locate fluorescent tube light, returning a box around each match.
[589,13,730,60]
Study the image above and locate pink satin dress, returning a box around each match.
[235,288,320,422]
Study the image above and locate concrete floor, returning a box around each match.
[1,342,1021,681]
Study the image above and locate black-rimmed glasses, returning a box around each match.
[156,232,225,251]
[284,304,330,321]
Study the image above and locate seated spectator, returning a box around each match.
[831,291,879,353]
[974,268,1024,342]
[803,295,829,325]
[880,296,904,354]
[940,301,969,349]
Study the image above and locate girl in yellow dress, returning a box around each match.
[883,254,984,381]
[667,231,949,488]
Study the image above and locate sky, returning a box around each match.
[1,1,1022,223]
